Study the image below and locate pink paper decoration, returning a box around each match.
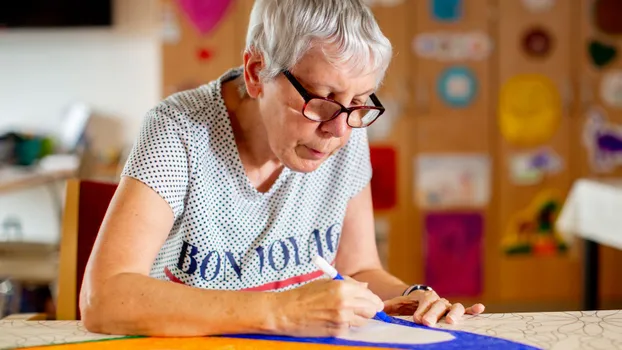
[176,0,234,35]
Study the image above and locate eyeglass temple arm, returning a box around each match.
[282,70,312,101]
[370,93,384,108]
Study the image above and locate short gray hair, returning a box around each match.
[243,0,392,87]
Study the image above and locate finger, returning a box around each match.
[341,282,384,311]
[422,299,451,327]
[351,298,384,319]
[413,292,438,323]
[465,303,485,315]
[348,314,370,328]
[445,303,465,324]
[382,296,412,315]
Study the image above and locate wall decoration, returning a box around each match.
[521,0,555,13]
[502,189,568,256]
[583,106,622,173]
[466,31,494,61]
[196,47,214,62]
[413,31,492,62]
[161,2,181,44]
[415,154,491,209]
[498,74,561,147]
[593,0,622,36]
[175,0,234,36]
[430,0,463,22]
[370,146,397,210]
[363,0,404,6]
[600,69,622,109]
[424,212,483,297]
[588,40,618,68]
[521,27,553,58]
[437,66,478,108]
[367,98,401,142]
[509,147,563,186]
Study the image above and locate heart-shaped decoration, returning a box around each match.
[588,40,617,68]
[176,0,234,35]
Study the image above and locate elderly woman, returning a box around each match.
[80,0,484,337]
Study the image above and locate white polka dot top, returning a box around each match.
[121,67,372,292]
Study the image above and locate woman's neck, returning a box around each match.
[222,78,284,191]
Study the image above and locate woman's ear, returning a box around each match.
[243,49,264,98]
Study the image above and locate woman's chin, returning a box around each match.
[283,157,325,173]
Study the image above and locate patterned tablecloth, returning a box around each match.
[1,310,621,350]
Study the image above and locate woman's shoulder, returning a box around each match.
[149,67,242,124]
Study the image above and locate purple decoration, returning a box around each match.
[176,0,233,35]
[424,212,483,298]
[596,131,622,153]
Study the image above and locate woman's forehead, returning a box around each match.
[292,52,379,94]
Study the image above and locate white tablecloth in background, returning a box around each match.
[557,178,622,250]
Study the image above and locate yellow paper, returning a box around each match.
[498,74,561,147]
[502,188,568,256]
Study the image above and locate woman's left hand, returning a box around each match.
[383,290,485,326]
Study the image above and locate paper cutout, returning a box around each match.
[521,0,555,13]
[175,0,233,36]
[521,27,553,58]
[231,316,539,349]
[593,0,622,36]
[340,319,455,345]
[415,154,491,209]
[197,47,214,61]
[509,147,563,185]
[424,212,483,298]
[370,147,397,210]
[498,74,561,147]
[413,31,493,61]
[600,69,622,109]
[367,98,400,142]
[588,40,618,68]
[437,66,478,108]
[502,189,568,256]
[161,2,181,44]
[431,0,463,22]
[583,106,622,173]
[363,0,404,7]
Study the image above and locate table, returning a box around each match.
[1,310,621,350]
[0,166,76,194]
[556,178,622,310]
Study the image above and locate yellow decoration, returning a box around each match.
[498,74,561,147]
[502,188,568,256]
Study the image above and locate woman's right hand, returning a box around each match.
[272,277,384,337]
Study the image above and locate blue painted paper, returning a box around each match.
[437,66,478,108]
[223,316,539,349]
[431,0,463,22]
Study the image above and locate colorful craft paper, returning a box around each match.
[498,74,561,147]
[424,212,483,297]
[176,0,233,35]
[436,66,478,108]
[600,69,622,109]
[583,106,622,173]
[502,189,568,256]
[588,40,618,68]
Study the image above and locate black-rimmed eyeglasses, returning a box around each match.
[282,70,385,128]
